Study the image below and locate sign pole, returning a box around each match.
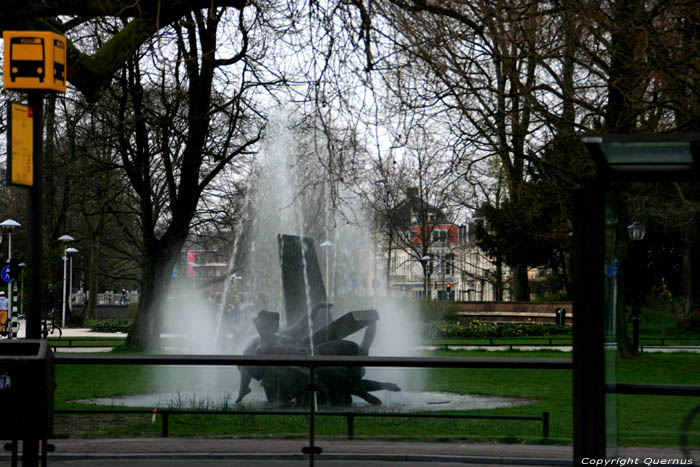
[26,90,43,340]
[21,90,44,467]
[3,30,65,467]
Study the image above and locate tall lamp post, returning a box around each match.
[420,255,431,299]
[58,234,75,327]
[1,219,21,338]
[627,221,646,351]
[18,262,25,319]
[320,240,334,301]
[66,247,78,315]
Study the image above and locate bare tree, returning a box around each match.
[91,9,267,348]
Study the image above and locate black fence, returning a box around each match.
[54,408,551,439]
[53,354,572,466]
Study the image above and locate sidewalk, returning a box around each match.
[16,320,127,339]
[3,437,699,466]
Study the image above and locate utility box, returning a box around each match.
[0,340,54,439]
[3,30,67,92]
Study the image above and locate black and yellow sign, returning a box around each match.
[3,31,67,92]
[7,102,33,187]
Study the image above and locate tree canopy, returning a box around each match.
[1,0,247,100]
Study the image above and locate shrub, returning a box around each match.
[424,319,571,340]
[420,300,460,323]
[86,317,132,333]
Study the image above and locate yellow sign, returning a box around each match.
[7,102,33,187]
[3,31,67,92]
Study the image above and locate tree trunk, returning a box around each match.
[385,230,393,295]
[678,217,700,327]
[86,234,100,320]
[127,243,182,350]
[494,259,504,301]
[511,264,530,302]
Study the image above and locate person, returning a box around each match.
[0,291,8,334]
[120,289,129,305]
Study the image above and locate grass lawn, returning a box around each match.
[51,347,700,449]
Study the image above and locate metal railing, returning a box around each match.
[55,354,572,466]
[54,408,551,439]
[425,337,572,350]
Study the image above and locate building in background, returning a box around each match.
[372,190,511,301]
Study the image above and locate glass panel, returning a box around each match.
[603,195,619,453]
[604,182,700,458]
[601,142,693,165]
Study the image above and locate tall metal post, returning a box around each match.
[69,254,74,313]
[26,92,44,340]
[24,90,45,467]
[572,185,606,462]
[62,251,67,327]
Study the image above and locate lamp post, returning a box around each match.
[58,234,75,327]
[627,221,646,241]
[420,255,431,299]
[320,240,334,301]
[18,262,25,319]
[1,219,21,338]
[66,247,78,315]
[627,221,645,352]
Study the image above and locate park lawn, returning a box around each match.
[51,349,700,448]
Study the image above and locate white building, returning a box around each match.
[371,195,511,301]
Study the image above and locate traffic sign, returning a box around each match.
[3,30,67,92]
[1,265,13,283]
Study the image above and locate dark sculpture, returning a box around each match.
[235,235,400,407]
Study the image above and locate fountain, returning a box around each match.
[76,111,530,414]
[234,233,401,407]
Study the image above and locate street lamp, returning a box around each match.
[626,222,646,352]
[320,240,334,301]
[1,219,21,337]
[66,247,78,314]
[627,221,646,241]
[58,234,75,327]
[421,255,431,299]
[18,262,25,318]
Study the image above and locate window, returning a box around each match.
[445,253,454,275]
[458,225,467,244]
[432,230,447,243]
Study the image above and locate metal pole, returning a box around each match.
[7,230,12,298]
[25,89,45,467]
[309,365,315,467]
[20,266,24,318]
[26,91,44,339]
[7,230,16,339]
[61,251,67,327]
[632,309,640,351]
[68,255,73,314]
[572,186,606,462]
